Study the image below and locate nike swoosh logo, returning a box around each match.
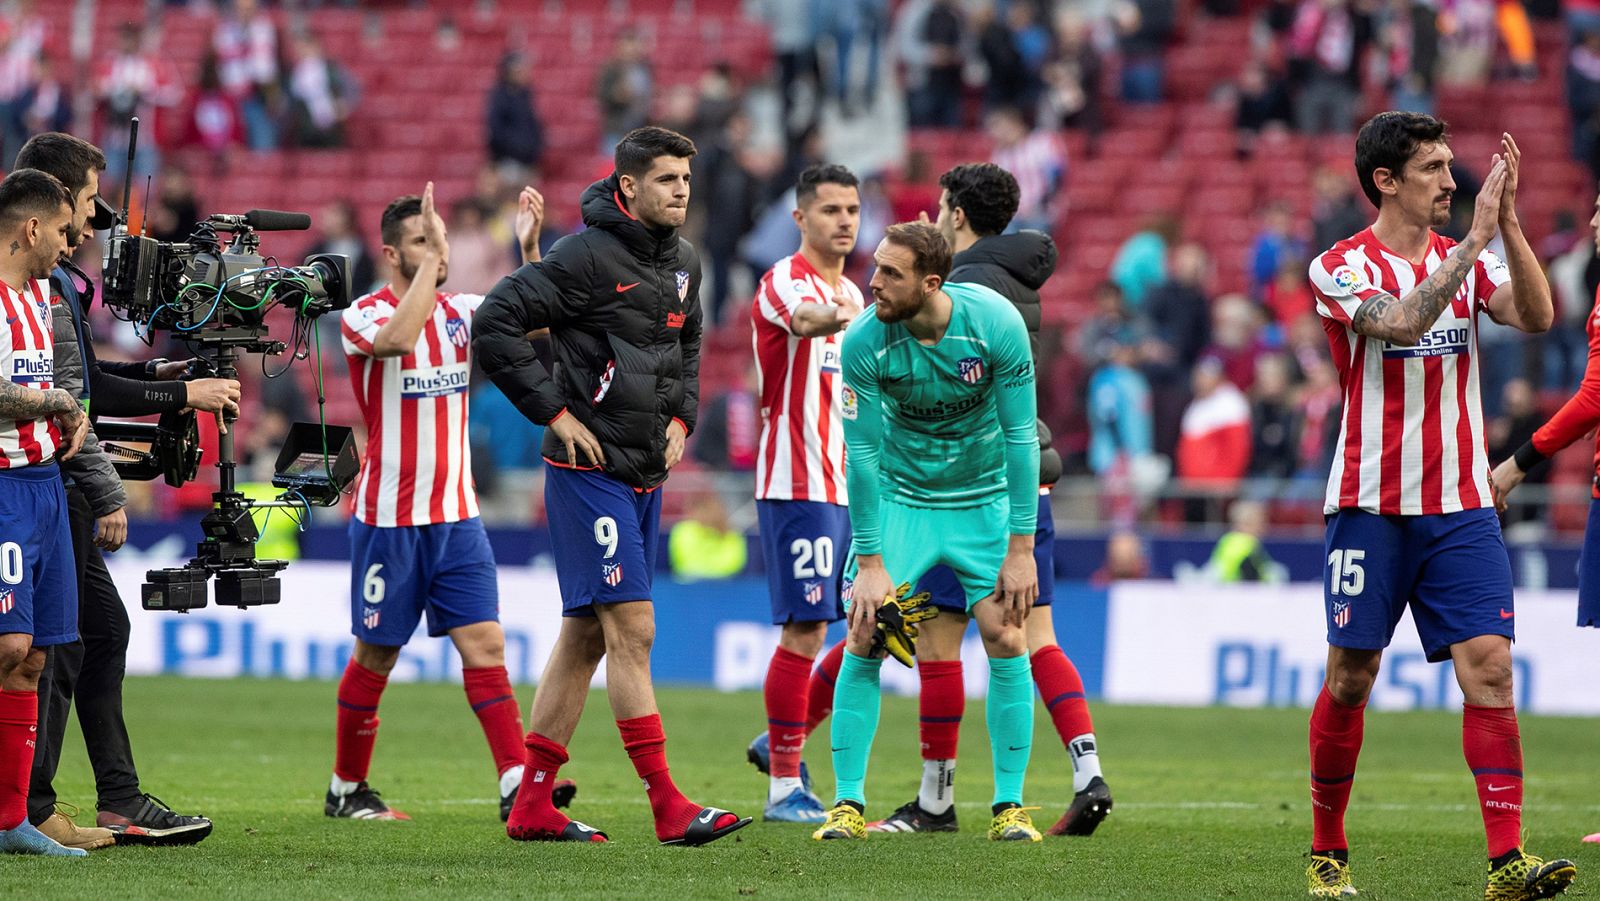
[1487,784,1515,792]
[3,316,15,325]
[697,809,716,825]
[616,282,640,293]
[1500,609,1514,619]
[1007,745,1030,752]
[781,733,804,741]
[831,747,846,752]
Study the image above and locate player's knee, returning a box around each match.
[0,636,28,681]
[352,641,402,675]
[1461,649,1515,699]
[979,622,1027,659]
[599,607,655,659]
[779,621,828,657]
[1325,663,1377,705]
[11,646,47,687]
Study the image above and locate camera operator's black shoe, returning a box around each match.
[97,794,213,846]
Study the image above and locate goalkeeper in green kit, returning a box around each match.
[814,222,1043,843]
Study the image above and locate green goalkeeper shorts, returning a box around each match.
[844,495,1008,613]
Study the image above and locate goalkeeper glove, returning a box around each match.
[869,582,939,668]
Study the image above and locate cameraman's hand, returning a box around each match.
[184,378,240,434]
[94,507,127,552]
[154,359,192,380]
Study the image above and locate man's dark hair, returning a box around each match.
[1354,111,1450,209]
[938,163,1021,237]
[614,126,697,180]
[14,132,108,198]
[0,168,74,229]
[884,221,952,281]
[380,194,422,248]
[796,163,859,208]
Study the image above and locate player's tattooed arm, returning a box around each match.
[1349,241,1483,346]
[0,383,76,420]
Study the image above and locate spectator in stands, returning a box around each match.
[693,63,742,143]
[149,169,200,244]
[485,51,544,178]
[1176,355,1253,521]
[987,106,1065,234]
[695,111,763,323]
[1287,0,1370,135]
[1487,378,1549,524]
[1205,293,1272,391]
[21,54,69,140]
[306,200,378,299]
[0,13,40,166]
[1205,500,1285,582]
[1110,213,1178,311]
[747,0,822,136]
[212,0,281,150]
[1295,353,1342,483]
[177,51,243,165]
[1114,0,1177,103]
[825,0,890,115]
[1091,531,1150,586]
[1569,30,1600,178]
[976,1,1028,112]
[1248,201,1307,301]
[444,199,506,298]
[692,372,761,472]
[1265,257,1314,330]
[1437,0,1496,86]
[597,28,655,152]
[1382,0,1440,114]
[1079,280,1150,370]
[1087,336,1155,477]
[1494,0,1538,81]
[286,34,356,148]
[1234,58,1293,153]
[95,23,180,180]
[1247,353,1301,481]
[1145,242,1213,375]
[899,0,967,127]
[1569,0,1600,38]
[1038,10,1103,133]
[1310,164,1369,252]
[668,494,749,581]
[469,378,544,486]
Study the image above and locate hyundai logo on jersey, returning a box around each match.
[10,351,52,384]
[400,362,470,398]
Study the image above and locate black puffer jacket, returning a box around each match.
[472,174,702,490]
[949,231,1062,485]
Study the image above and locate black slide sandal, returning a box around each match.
[659,807,751,847]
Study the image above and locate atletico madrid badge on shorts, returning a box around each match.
[804,580,823,606]
[958,357,984,384]
[603,562,624,587]
[363,606,381,630]
[0,588,12,616]
[1332,600,1351,629]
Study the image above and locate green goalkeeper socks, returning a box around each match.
[987,653,1034,807]
[830,650,884,806]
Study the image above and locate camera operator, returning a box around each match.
[0,168,88,858]
[15,133,223,847]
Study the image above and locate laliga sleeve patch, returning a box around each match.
[1331,265,1367,294]
[840,384,858,420]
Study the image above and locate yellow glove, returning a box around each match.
[870,582,939,668]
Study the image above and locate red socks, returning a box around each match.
[1032,645,1093,742]
[805,641,845,734]
[506,732,587,838]
[1463,704,1524,859]
[1308,685,1366,852]
[0,689,37,830]
[463,666,525,776]
[918,659,965,759]
[764,646,814,779]
[617,713,734,840]
[334,660,388,783]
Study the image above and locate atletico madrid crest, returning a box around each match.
[803,580,823,606]
[958,356,985,384]
[445,316,469,348]
[1332,600,1351,629]
[363,606,380,630]
[603,562,624,587]
[0,588,12,616]
[675,270,690,302]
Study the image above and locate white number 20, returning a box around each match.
[595,516,619,559]
[791,537,834,579]
[1327,549,1366,596]
[0,542,21,585]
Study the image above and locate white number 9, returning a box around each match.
[595,516,619,559]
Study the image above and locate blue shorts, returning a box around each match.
[546,466,661,617]
[348,517,499,645]
[1577,498,1600,628]
[757,500,850,625]
[0,464,77,646]
[920,493,1055,614]
[1323,507,1514,663]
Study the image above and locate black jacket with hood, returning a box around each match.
[472,174,702,491]
[948,230,1063,485]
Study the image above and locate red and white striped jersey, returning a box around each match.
[752,253,862,505]
[0,279,61,468]
[1310,227,1510,515]
[341,286,482,527]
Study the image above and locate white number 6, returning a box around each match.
[595,516,619,559]
[362,563,385,604]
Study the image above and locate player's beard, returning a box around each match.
[400,254,448,288]
[873,286,926,323]
[1430,194,1452,228]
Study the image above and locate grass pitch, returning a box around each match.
[20,676,1600,899]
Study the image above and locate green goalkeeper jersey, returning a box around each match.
[839,281,1040,555]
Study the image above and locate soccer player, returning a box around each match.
[329,181,548,822]
[473,126,750,845]
[0,168,89,857]
[813,221,1043,843]
[748,164,863,823]
[1305,112,1575,899]
[1490,188,1600,846]
[866,163,1113,837]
